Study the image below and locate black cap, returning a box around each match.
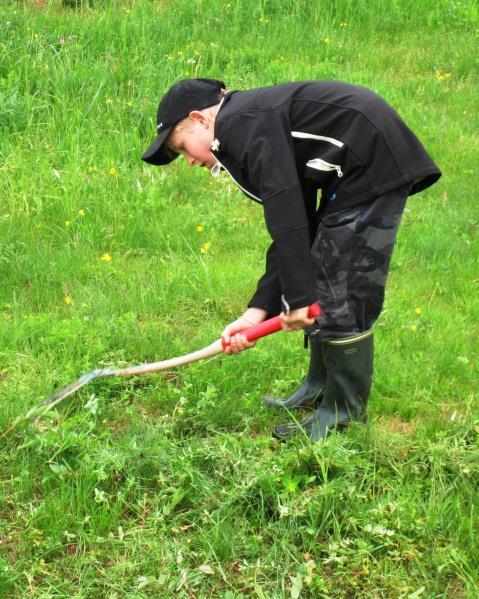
[141,78,226,166]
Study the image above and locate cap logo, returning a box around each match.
[157,122,163,131]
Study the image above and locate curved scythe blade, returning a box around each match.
[1,340,223,439]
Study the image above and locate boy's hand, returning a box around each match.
[222,308,268,355]
[280,307,316,331]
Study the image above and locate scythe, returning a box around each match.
[1,304,320,439]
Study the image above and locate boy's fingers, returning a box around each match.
[222,316,253,347]
[222,323,240,341]
[227,334,256,354]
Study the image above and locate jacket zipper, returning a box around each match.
[211,156,263,203]
[306,158,343,178]
[210,93,264,203]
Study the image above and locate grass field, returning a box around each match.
[0,0,478,596]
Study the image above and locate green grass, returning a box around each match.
[0,0,478,596]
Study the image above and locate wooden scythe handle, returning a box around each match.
[110,303,321,377]
[110,339,225,377]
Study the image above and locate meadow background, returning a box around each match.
[0,0,478,597]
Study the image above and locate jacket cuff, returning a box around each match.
[281,293,316,313]
[248,282,282,316]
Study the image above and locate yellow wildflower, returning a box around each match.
[200,240,212,254]
[109,167,117,177]
[64,295,72,305]
[411,324,417,332]
[415,307,422,316]
[196,225,205,233]
[106,98,113,105]
[127,100,133,107]
[435,71,452,81]
[100,253,112,262]
[65,220,71,227]
[78,209,85,217]
[340,22,348,28]
[324,37,331,44]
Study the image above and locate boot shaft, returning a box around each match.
[305,334,327,384]
[322,330,374,415]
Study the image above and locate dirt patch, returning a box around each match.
[444,577,467,598]
[373,417,416,460]
[377,415,415,437]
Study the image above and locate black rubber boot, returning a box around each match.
[273,330,373,441]
[262,335,326,410]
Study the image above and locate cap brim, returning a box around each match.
[141,125,178,165]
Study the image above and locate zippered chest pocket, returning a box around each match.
[303,148,346,186]
[292,131,346,183]
[306,158,343,178]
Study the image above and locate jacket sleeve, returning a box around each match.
[247,241,283,316]
[222,109,316,310]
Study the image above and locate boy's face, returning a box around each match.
[167,110,216,169]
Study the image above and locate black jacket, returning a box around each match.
[210,81,441,315]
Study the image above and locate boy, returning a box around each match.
[142,78,441,441]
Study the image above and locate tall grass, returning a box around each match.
[0,0,478,596]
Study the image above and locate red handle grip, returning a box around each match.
[221,303,321,351]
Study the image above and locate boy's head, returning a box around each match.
[141,78,225,167]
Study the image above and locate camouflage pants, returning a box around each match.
[310,185,410,339]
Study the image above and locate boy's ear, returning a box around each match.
[189,110,208,126]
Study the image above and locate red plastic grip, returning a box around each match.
[221,303,321,351]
